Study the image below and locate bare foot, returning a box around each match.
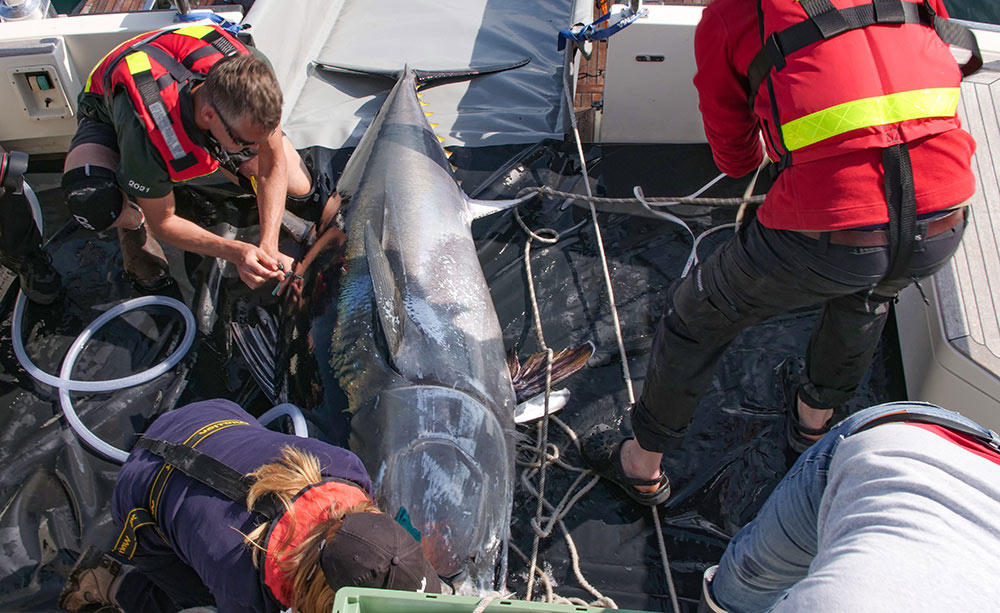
[620,439,664,493]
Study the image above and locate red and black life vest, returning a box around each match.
[745,0,981,283]
[747,0,981,172]
[85,24,250,182]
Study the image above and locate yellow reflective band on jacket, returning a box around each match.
[780,87,960,151]
[124,51,153,75]
[174,24,215,39]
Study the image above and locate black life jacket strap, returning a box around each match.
[746,0,982,106]
[882,143,917,282]
[129,67,199,174]
[758,0,795,164]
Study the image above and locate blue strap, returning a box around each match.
[174,10,245,37]
[558,7,648,50]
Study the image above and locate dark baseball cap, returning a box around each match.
[321,512,442,594]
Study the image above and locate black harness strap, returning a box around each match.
[112,429,281,562]
[746,0,982,105]
[134,438,256,507]
[179,29,241,70]
[801,0,851,37]
[882,143,918,282]
[851,411,1000,452]
[112,507,160,561]
[757,0,794,171]
[133,437,283,519]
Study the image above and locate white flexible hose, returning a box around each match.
[257,403,309,438]
[10,179,197,462]
[13,293,196,391]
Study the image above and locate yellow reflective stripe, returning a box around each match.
[124,51,153,75]
[781,87,960,151]
[174,24,215,39]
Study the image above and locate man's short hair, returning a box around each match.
[204,54,282,132]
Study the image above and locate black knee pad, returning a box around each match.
[62,165,123,232]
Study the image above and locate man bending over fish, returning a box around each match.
[62,22,336,295]
[58,399,441,613]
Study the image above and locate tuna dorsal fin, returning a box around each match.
[507,341,596,403]
[466,191,538,221]
[364,221,406,358]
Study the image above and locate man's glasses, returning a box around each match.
[213,105,262,147]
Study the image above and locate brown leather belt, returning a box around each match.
[798,208,965,247]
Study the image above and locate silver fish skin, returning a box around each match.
[326,66,523,595]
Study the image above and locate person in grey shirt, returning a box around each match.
[699,401,1000,613]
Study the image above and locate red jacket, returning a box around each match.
[85,24,249,182]
[693,0,976,230]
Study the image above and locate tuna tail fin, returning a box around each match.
[508,341,595,404]
[364,221,406,358]
[230,307,279,404]
[312,58,530,88]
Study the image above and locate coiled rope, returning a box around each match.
[504,54,695,611]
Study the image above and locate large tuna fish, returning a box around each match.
[231,61,592,595]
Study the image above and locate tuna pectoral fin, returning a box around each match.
[466,192,539,221]
[508,341,595,403]
[364,221,406,357]
[230,308,279,404]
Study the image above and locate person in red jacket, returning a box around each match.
[582,0,981,506]
[62,23,333,294]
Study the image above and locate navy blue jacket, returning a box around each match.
[112,399,372,612]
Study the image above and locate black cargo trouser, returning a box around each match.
[113,532,215,613]
[0,189,43,259]
[632,210,967,453]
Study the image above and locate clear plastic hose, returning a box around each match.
[257,403,309,438]
[11,180,197,462]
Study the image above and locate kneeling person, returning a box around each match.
[64,23,327,293]
[59,399,441,613]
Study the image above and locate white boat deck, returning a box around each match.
[947,62,1000,377]
[897,60,1000,430]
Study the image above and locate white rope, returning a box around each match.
[652,505,682,613]
[518,185,766,207]
[560,63,636,407]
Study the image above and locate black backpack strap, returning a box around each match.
[757,0,794,168]
[133,437,281,519]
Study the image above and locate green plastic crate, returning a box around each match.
[332,587,653,613]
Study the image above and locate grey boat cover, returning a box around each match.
[244,0,572,150]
